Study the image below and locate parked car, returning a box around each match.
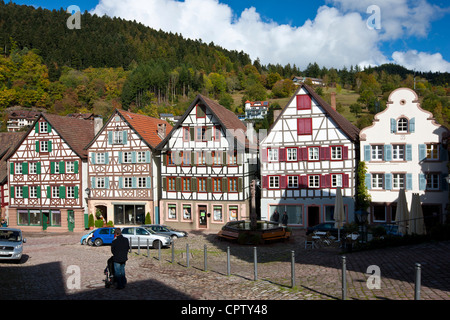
[121,226,172,248]
[306,222,343,237]
[143,224,188,239]
[80,230,94,245]
[0,227,26,262]
[89,227,116,247]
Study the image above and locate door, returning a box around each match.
[198,206,207,229]
[42,211,50,230]
[67,210,75,232]
[307,206,320,227]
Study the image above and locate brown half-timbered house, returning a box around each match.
[85,109,172,226]
[6,113,96,232]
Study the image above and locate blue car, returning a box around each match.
[80,230,94,245]
[89,227,116,246]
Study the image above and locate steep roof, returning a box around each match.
[157,94,250,150]
[116,109,173,149]
[0,132,26,184]
[271,84,360,142]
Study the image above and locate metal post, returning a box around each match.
[204,244,207,272]
[254,247,258,281]
[415,263,421,300]
[137,237,140,255]
[291,250,295,288]
[171,241,175,263]
[342,256,347,300]
[147,239,150,258]
[227,246,231,276]
[129,238,132,253]
[158,240,161,261]
[186,243,190,268]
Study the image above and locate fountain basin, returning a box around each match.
[218,220,291,244]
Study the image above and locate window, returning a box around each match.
[198,178,207,192]
[213,206,223,221]
[228,151,238,166]
[15,163,22,175]
[29,162,38,174]
[269,205,303,225]
[183,205,191,220]
[392,145,405,161]
[15,187,23,198]
[123,152,132,163]
[114,205,145,225]
[373,205,386,222]
[138,177,147,188]
[308,147,319,161]
[66,161,75,173]
[229,206,238,221]
[124,177,133,188]
[393,174,405,189]
[67,186,75,198]
[371,145,383,161]
[196,152,206,166]
[183,127,190,142]
[214,126,221,140]
[96,177,106,189]
[426,174,440,190]
[167,177,176,191]
[137,151,146,163]
[40,141,49,152]
[196,104,206,118]
[397,118,409,133]
[96,153,105,164]
[39,122,48,133]
[29,186,38,198]
[167,153,174,166]
[268,149,278,162]
[331,146,342,160]
[182,178,191,191]
[297,118,312,135]
[196,127,207,141]
[297,95,311,110]
[287,148,297,161]
[372,174,384,189]
[182,151,191,166]
[269,176,280,189]
[212,151,222,166]
[228,178,238,192]
[288,176,298,188]
[308,175,320,188]
[426,144,439,160]
[52,186,60,198]
[113,131,124,144]
[212,178,222,192]
[331,174,343,188]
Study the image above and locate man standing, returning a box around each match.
[111,228,130,289]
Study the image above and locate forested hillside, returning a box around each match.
[0,1,449,131]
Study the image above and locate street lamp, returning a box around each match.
[355,209,369,242]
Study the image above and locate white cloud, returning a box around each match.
[90,0,449,72]
[392,50,450,73]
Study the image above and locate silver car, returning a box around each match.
[121,226,172,248]
[143,224,188,239]
[0,227,26,262]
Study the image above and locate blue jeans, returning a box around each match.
[113,262,127,289]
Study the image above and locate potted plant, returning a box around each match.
[88,214,95,230]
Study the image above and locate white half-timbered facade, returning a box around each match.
[260,84,360,228]
[85,109,172,226]
[157,95,258,231]
[6,114,96,232]
[360,88,449,229]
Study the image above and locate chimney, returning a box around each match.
[157,123,166,140]
[94,116,103,135]
[331,92,336,110]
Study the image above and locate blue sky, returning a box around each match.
[10,0,450,72]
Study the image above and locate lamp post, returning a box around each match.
[355,210,369,242]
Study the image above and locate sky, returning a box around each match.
[10,0,450,72]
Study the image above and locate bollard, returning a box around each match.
[129,238,132,253]
[227,246,231,276]
[147,239,150,258]
[171,241,175,263]
[186,243,190,268]
[158,240,161,261]
[204,245,207,272]
[291,251,295,288]
[254,247,258,281]
[137,237,140,255]
[415,263,421,300]
[342,256,347,300]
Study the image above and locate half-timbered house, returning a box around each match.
[260,84,360,228]
[6,113,97,232]
[85,109,172,226]
[360,87,449,230]
[157,95,258,232]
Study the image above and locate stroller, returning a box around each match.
[104,257,115,288]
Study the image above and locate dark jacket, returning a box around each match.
[111,235,130,263]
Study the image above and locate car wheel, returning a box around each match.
[87,238,94,246]
[82,239,86,245]
[153,240,162,249]
[94,238,103,247]
[171,234,178,240]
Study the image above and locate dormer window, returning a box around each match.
[397,118,408,133]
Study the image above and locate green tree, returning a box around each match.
[355,161,371,211]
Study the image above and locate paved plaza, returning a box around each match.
[0,229,449,301]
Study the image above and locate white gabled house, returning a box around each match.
[360,88,449,229]
[260,84,360,228]
[157,94,258,232]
